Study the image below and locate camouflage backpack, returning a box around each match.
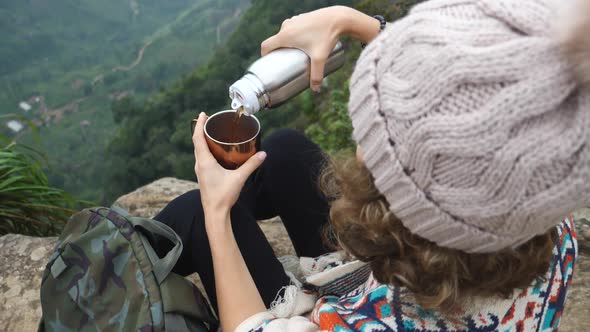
[38,207,218,332]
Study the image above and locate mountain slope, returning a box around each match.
[0,0,202,111]
[1,0,249,202]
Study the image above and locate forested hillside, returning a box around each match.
[0,0,249,201]
[0,0,247,114]
[106,0,421,201]
[1,0,420,208]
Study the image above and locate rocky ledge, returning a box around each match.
[0,178,587,331]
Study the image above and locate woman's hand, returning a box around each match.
[192,112,266,222]
[261,6,381,92]
[261,6,343,92]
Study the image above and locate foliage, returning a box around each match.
[304,88,355,154]
[0,124,78,236]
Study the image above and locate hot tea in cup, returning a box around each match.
[191,110,260,169]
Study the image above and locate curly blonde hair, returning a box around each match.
[320,154,557,311]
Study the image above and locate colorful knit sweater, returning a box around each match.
[237,217,578,332]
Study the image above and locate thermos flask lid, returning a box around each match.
[229,76,262,116]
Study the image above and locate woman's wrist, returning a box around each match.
[204,209,231,234]
[329,6,353,37]
[331,6,381,44]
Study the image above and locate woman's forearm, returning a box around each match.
[205,211,266,331]
[333,6,381,44]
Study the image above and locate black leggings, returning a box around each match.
[153,129,330,312]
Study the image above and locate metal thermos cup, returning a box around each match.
[191,111,261,170]
[229,42,345,115]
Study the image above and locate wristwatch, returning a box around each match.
[362,15,387,49]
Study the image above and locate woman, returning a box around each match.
[155,0,589,331]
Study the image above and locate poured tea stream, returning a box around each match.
[230,106,246,143]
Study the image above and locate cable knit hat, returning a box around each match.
[349,0,590,253]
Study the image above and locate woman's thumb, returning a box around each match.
[238,151,267,179]
[310,56,326,92]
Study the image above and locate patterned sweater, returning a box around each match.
[237,217,578,332]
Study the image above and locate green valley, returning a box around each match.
[1,0,249,202]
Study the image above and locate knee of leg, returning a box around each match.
[261,129,304,167]
[262,129,315,155]
[166,189,202,212]
[157,189,205,226]
[157,189,208,240]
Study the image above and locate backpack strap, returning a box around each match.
[129,216,183,284]
[111,205,183,284]
[111,204,130,217]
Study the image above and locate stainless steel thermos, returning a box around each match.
[229,42,345,115]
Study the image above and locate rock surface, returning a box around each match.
[0,177,587,331]
[113,177,198,220]
[573,208,590,254]
[0,234,56,332]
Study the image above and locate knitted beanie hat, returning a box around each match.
[349,0,590,253]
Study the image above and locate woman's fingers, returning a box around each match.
[192,112,215,168]
[236,151,267,182]
[310,55,327,92]
[261,35,283,56]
